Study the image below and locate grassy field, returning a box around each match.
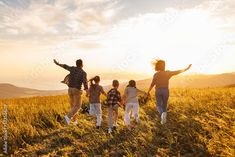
[0,88,235,156]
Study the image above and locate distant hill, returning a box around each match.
[118,72,235,90]
[0,83,66,99]
[225,84,235,88]
[1,72,235,98]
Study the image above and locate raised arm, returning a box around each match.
[53,59,72,71]
[170,64,192,76]
[53,59,64,67]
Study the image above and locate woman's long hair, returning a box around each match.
[152,59,165,71]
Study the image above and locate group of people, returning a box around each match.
[53,59,191,133]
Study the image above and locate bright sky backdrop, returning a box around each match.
[0,0,235,89]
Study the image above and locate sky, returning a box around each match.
[0,0,235,89]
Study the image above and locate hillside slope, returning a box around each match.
[1,72,235,98]
[0,83,66,99]
[0,88,234,156]
[133,73,235,90]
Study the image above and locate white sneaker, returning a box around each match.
[135,118,140,124]
[113,122,119,127]
[108,128,112,133]
[73,120,78,125]
[64,115,70,125]
[161,112,167,124]
[127,125,132,131]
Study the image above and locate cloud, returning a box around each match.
[77,42,103,50]
[0,0,117,38]
[196,0,235,32]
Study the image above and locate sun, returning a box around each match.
[104,9,223,74]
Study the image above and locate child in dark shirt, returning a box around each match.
[107,80,122,133]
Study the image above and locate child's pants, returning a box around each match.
[124,102,140,126]
[89,103,102,126]
[155,88,169,115]
[108,104,118,128]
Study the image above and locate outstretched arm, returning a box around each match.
[170,64,192,76]
[53,59,64,68]
[53,59,72,71]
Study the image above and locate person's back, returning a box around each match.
[153,70,177,89]
[68,66,87,89]
[89,84,104,104]
[124,87,139,103]
[107,88,121,106]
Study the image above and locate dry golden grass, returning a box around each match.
[0,88,235,156]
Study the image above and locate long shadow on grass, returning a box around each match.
[92,104,160,156]
[151,111,212,156]
[92,128,142,156]
[16,126,83,156]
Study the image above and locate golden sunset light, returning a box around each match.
[1,0,235,89]
[1,1,235,156]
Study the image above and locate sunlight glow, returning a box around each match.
[0,0,234,89]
